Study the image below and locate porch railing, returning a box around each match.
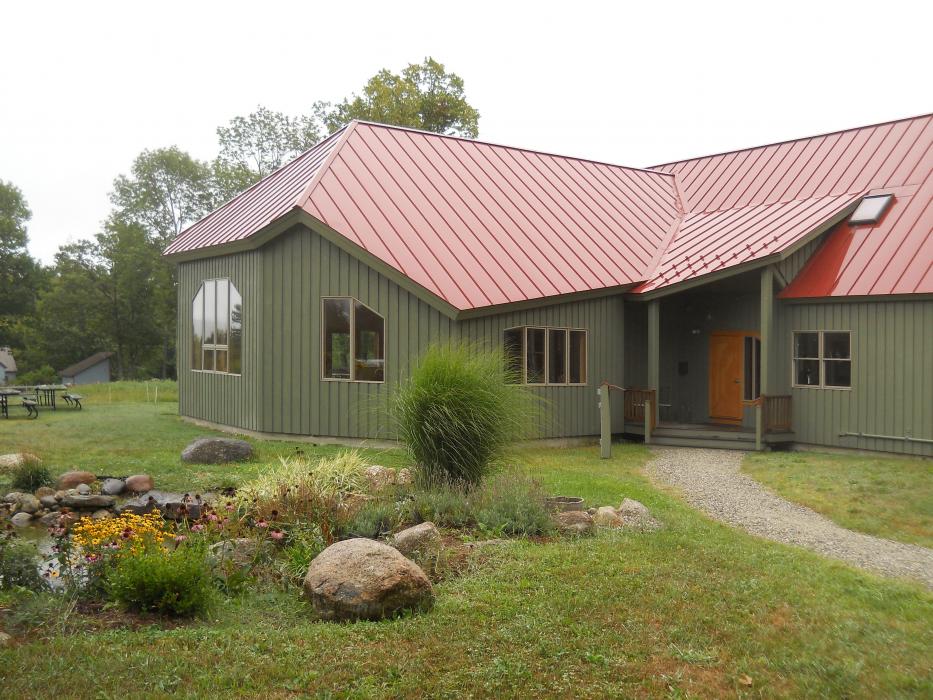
[762,395,792,433]
[623,388,657,432]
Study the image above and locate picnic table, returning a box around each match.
[0,388,23,419]
[33,384,67,410]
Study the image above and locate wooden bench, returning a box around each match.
[21,398,39,418]
[63,393,84,409]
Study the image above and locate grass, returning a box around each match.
[744,451,933,549]
[0,386,931,697]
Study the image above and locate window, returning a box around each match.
[504,326,587,386]
[849,194,893,225]
[793,331,851,388]
[192,279,242,375]
[322,298,384,382]
[743,336,761,401]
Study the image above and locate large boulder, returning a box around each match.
[101,478,126,496]
[619,498,650,519]
[15,494,40,515]
[181,438,252,464]
[10,512,32,527]
[59,494,115,510]
[303,538,434,621]
[552,510,596,536]
[364,465,396,491]
[593,506,624,528]
[391,522,441,558]
[57,471,97,490]
[124,474,154,493]
[0,453,40,471]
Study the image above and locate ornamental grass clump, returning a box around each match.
[10,457,53,492]
[393,343,540,486]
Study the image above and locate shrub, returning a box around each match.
[105,543,214,617]
[343,500,401,539]
[474,472,554,537]
[0,533,47,591]
[393,343,540,486]
[16,365,58,385]
[278,523,327,585]
[11,457,53,492]
[403,486,475,529]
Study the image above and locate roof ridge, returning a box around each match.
[648,112,933,170]
[294,122,359,208]
[347,119,676,179]
[685,190,865,216]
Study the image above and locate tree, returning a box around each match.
[110,147,216,247]
[0,180,41,347]
[215,106,321,186]
[314,57,480,138]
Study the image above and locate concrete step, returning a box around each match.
[651,427,757,443]
[649,435,757,451]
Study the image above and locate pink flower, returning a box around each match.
[256,519,268,529]
[191,523,205,532]
[269,529,285,541]
[225,502,234,512]
[174,534,188,543]
[208,513,219,522]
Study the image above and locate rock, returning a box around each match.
[209,538,259,567]
[117,490,205,520]
[392,522,441,558]
[0,453,40,471]
[303,538,434,621]
[619,498,651,519]
[91,509,112,520]
[40,511,64,526]
[0,631,11,647]
[57,471,97,490]
[3,492,24,504]
[364,465,396,491]
[552,510,596,536]
[101,478,126,496]
[76,483,91,495]
[396,468,413,486]
[124,474,154,493]
[16,494,40,515]
[39,495,58,509]
[59,494,115,510]
[54,491,65,501]
[10,512,33,527]
[586,507,597,516]
[35,486,55,499]
[594,506,624,528]
[181,437,252,464]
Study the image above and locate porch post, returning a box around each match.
[760,266,774,397]
[647,299,660,424]
[599,384,611,459]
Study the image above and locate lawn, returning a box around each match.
[743,451,933,549]
[1,395,932,698]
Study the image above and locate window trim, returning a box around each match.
[191,278,242,377]
[792,330,852,390]
[320,296,386,384]
[504,325,588,387]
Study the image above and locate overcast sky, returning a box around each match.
[3,0,929,263]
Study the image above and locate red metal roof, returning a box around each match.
[166,114,932,308]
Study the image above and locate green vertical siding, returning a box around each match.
[774,299,933,456]
[176,250,263,431]
[459,296,625,436]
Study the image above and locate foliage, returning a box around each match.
[15,364,58,385]
[0,180,42,346]
[342,499,401,539]
[0,588,78,638]
[315,57,480,137]
[403,486,475,529]
[473,473,554,537]
[215,106,321,185]
[393,343,539,486]
[0,532,47,591]
[10,457,52,491]
[105,542,215,617]
[278,523,327,586]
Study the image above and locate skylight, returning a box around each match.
[849,194,893,225]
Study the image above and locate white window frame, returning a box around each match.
[192,278,242,377]
[792,330,852,390]
[504,326,588,387]
[321,297,386,384]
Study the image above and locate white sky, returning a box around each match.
[2,0,929,263]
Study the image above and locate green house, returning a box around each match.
[164,115,932,456]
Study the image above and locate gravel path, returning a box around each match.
[645,447,933,589]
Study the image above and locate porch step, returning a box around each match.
[649,435,756,451]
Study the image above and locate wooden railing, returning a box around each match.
[762,395,792,433]
[623,388,657,431]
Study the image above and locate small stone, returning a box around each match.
[619,498,651,519]
[91,509,112,520]
[553,510,596,535]
[39,495,58,508]
[396,468,413,486]
[57,471,97,490]
[101,478,126,496]
[594,506,624,528]
[392,522,441,558]
[0,631,11,647]
[303,538,434,621]
[76,483,91,495]
[181,438,252,464]
[124,474,154,493]
[364,465,396,491]
[40,511,64,526]
[10,512,32,526]
[35,486,56,499]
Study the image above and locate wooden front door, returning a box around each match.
[709,333,744,422]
